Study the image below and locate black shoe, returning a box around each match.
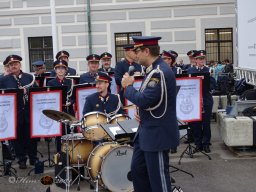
[171,148,177,154]
[203,145,211,153]
[29,159,35,166]
[19,161,27,169]
[171,177,176,183]
[193,146,202,153]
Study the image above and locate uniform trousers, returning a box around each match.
[192,102,213,147]
[15,111,37,163]
[131,138,171,192]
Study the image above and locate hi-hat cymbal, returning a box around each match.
[42,109,78,123]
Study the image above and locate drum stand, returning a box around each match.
[55,120,89,192]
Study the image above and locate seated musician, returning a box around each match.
[82,72,124,116]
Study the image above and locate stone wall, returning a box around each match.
[0,0,236,73]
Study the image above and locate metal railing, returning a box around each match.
[234,67,256,86]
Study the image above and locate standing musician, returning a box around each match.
[187,50,213,153]
[184,50,197,71]
[98,52,115,73]
[79,54,101,84]
[161,50,182,75]
[32,60,50,77]
[83,72,123,116]
[114,45,143,105]
[121,36,179,192]
[47,60,75,152]
[50,50,77,77]
[0,55,38,169]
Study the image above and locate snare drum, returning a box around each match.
[87,142,133,192]
[82,112,109,141]
[83,125,108,141]
[109,114,130,124]
[61,133,93,164]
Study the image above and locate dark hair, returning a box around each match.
[224,59,230,63]
[140,45,160,57]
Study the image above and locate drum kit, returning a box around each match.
[42,109,133,192]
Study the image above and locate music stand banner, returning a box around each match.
[176,77,202,122]
[30,90,62,138]
[0,93,17,141]
[76,86,97,120]
[125,78,143,118]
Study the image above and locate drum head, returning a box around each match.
[101,145,133,192]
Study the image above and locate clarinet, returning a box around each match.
[13,74,35,104]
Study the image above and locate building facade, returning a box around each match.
[0,0,236,74]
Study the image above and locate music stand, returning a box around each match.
[28,86,67,172]
[66,76,80,85]
[0,88,23,177]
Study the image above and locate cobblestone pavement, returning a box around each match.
[1,122,256,192]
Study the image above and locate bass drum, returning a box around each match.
[87,142,133,192]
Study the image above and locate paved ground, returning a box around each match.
[1,121,256,192]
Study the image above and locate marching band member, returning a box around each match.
[79,54,101,84]
[184,50,197,71]
[47,60,75,152]
[114,45,143,105]
[98,52,115,73]
[32,60,50,77]
[161,50,182,75]
[82,72,123,116]
[187,50,213,153]
[50,50,77,77]
[0,55,38,169]
[0,60,11,78]
[122,36,179,192]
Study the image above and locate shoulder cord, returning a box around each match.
[107,94,122,117]
[139,65,168,118]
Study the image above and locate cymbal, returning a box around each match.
[42,109,78,123]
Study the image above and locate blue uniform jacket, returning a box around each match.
[124,57,179,151]
[187,66,214,106]
[114,59,142,87]
[0,72,37,114]
[79,72,97,84]
[82,92,124,115]
[50,67,76,77]
[98,67,115,73]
